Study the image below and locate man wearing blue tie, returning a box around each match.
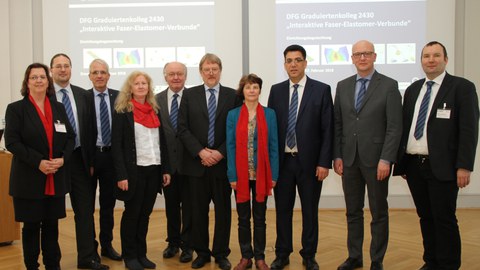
[268,45,334,270]
[87,59,121,262]
[333,40,402,270]
[394,41,479,270]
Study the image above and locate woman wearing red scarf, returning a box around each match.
[226,74,279,270]
[111,71,171,270]
[5,63,75,270]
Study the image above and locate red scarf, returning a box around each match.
[132,99,160,128]
[235,104,273,203]
[29,94,55,195]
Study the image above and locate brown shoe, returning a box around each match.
[233,258,252,270]
[255,260,270,270]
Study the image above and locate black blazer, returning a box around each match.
[111,110,170,201]
[268,76,334,171]
[155,88,185,174]
[5,96,75,199]
[177,84,241,178]
[393,73,479,180]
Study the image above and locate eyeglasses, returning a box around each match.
[29,75,48,81]
[166,72,185,78]
[285,58,305,64]
[91,70,108,76]
[52,64,71,70]
[352,51,375,59]
[202,68,220,74]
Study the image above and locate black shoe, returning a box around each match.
[337,258,363,270]
[303,258,319,270]
[271,256,289,270]
[370,261,383,270]
[179,249,193,263]
[101,246,122,261]
[162,245,179,258]
[419,264,436,270]
[215,257,232,270]
[77,260,110,270]
[139,257,156,269]
[191,256,211,269]
[124,259,144,270]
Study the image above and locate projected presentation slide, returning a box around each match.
[69,0,214,91]
[276,0,426,91]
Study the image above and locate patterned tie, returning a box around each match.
[356,78,368,112]
[414,81,435,140]
[207,89,216,147]
[170,93,179,131]
[60,89,78,146]
[286,84,299,149]
[99,93,111,146]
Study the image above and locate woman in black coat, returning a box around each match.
[112,71,171,270]
[5,63,75,270]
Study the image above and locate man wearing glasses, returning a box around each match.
[268,44,334,270]
[333,40,402,270]
[178,54,241,270]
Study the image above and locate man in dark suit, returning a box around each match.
[50,54,109,270]
[87,59,121,261]
[178,53,241,270]
[267,44,334,270]
[393,41,479,270]
[333,40,403,270]
[155,61,193,263]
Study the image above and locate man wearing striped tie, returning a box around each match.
[394,41,479,270]
[87,59,121,262]
[333,40,402,270]
[155,62,193,263]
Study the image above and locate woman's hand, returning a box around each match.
[117,179,128,191]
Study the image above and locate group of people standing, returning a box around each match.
[4,39,477,270]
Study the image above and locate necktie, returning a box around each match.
[207,89,216,147]
[99,93,111,146]
[356,78,368,112]
[170,93,179,131]
[60,89,78,146]
[286,84,299,149]
[414,81,435,140]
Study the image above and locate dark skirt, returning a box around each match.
[13,196,66,222]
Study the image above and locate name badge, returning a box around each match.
[436,103,451,119]
[54,121,67,133]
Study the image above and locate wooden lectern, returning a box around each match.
[0,151,20,244]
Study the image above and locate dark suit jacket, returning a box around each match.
[155,88,185,174]
[5,96,75,199]
[55,85,96,173]
[334,71,403,167]
[178,84,241,178]
[393,73,479,180]
[268,76,334,172]
[88,88,119,163]
[111,110,170,201]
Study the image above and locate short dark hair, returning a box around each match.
[283,44,306,60]
[21,63,55,97]
[422,41,448,59]
[50,53,72,68]
[236,73,263,100]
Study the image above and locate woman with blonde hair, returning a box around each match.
[112,71,171,270]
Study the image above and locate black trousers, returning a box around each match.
[163,172,192,250]
[189,169,232,259]
[120,165,160,260]
[405,155,461,270]
[22,220,61,270]
[235,180,268,260]
[69,148,97,264]
[274,154,322,259]
[91,149,117,249]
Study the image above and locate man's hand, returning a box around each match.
[316,166,329,181]
[334,159,343,176]
[377,161,390,181]
[457,168,471,188]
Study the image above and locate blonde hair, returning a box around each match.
[115,71,159,113]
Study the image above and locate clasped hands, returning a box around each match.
[199,147,223,167]
[39,158,64,175]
